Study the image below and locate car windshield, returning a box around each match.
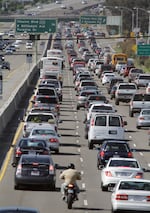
[119,181,150,191]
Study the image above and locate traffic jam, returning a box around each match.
[8,20,150,212]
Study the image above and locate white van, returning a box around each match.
[88,113,127,149]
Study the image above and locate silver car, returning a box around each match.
[28,124,60,153]
[136,109,150,129]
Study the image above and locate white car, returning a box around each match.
[101,157,144,191]
[101,73,116,85]
[111,178,150,212]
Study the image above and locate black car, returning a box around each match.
[0,207,40,213]
[97,140,133,169]
[14,154,56,190]
[0,61,10,70]
[12,138,50,167]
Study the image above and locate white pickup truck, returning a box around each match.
[115,83,138,105]
[129,93,150,117]
[23,112,58,137]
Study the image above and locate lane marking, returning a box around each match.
[84,200,88,206]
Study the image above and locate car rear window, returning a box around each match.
[139,75,150,80]
[92,105,113,111]
[108,116,120,126]
[27,114,54,122]
[105,143,129,152]
[21,156,51,164]
[119,84,136,89]
[37,89,55,96]
[109,160,138,168]
[95,116,106,126]
[119,181,150,191]
[36,97,58,104]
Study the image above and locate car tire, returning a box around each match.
[111,207,118,213]
[136,126,141,129]
[14,184,20,190]
[101,182,108,191]
[115,99,119,105]
[76,105,80,110]
[88,141,93,149]
[85,134,88,139]
[55,149,59,154]
[129,110,134,117]
[50,183,56,191]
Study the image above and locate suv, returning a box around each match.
[128,68,144,83]
[115,83,137,105]
[88,113,127,149]
[134,74,150,87]
[97,140,133,168]
[129,93,150,117]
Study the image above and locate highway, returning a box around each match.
[0,2,149,213]
[0,27,149,213]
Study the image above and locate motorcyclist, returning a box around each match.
[59,163,81,200]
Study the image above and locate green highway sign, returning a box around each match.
[137,44,150,56]
[80,15,106,25]
[15,19,57,33]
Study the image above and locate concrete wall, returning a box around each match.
[0,34,52,135]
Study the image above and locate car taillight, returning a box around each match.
[100,151,105,157]
[49,165,54,174]
[16,148,22,156]
[147,196,150,202]
[24,125,26,131]
[49,138,59,143]
[105,171,112,177]
[116,194,128,200]
[139,116,145,120]
[135,172,143,179]
[16,164,22,175]
[90,118,95,126]
[127,152,133,158]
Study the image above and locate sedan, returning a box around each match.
[101,73,116,85]
[12,138,50,167]
[28,125,61,153]
[101,157,144,191]
[136,109,150,129]
[14,154,56,190]
[111,178,150,212]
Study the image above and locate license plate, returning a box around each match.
[31,171,40,176]
[129,195,145,201]
[29,151,36,155]
[116,172,131,177]
[109,130,117,134]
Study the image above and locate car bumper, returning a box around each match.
[112,200,150,212]
[15,175,55,186]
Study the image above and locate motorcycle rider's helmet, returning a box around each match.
[68,163,75,169]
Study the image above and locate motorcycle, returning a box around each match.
[64,183,77,209]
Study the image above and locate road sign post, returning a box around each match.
[137,44,150,56]
[80,16,106,25]
[15,19,57,33]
